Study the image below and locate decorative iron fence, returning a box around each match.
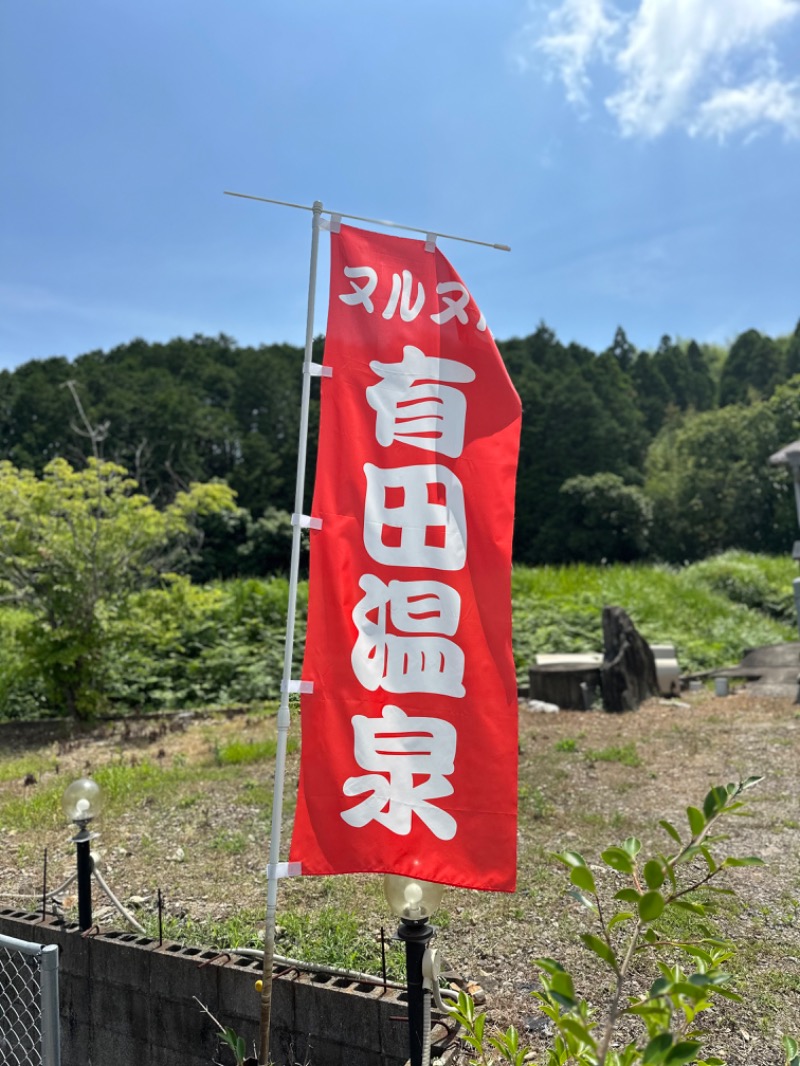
[0,933,60,1066]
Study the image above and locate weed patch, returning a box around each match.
[584,742,642,767]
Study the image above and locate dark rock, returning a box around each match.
[600,606,659,713]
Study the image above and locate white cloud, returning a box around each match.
[689,77,800,141]
[530,0,622,106]
[524,0,800,140]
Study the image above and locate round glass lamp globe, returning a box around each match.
[383,874,445,921]
[62,777,103,823]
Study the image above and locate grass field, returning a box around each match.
[1,686,799,1065]
[2,552,799,1063]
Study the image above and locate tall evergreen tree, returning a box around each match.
[718,328,785,406]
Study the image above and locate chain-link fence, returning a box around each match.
[0,933,60,1066]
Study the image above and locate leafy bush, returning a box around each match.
[102,576,306,710]
[683,551,797,624]
[0,552,795,719]
[449,778,771,1066]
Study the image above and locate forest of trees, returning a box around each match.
[3,319,800,572]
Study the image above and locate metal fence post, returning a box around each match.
[0,933,61,1066]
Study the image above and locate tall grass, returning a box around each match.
[0,555,795,719]
[512,553,796,676]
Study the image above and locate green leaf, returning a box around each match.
[686,806,705,836]
[642,1032,673,1064]
[643,859,665,889]
[570,864,596,893]
[659,819,682,844]
[699,845,718,874]
[568,888,597,911]
[559,1016,596,1046]
[681,944,713,965]
[649,976,672,997]
[580,933,618,970]
[664,1040,702,1065]
[722,855,765,867]
[742,775,764,790]
[638,890,665,922]
[615,888,641,903]
[703,786,728,819]
[623,836,642,857]
[672,899,706,915]
[555,849,587,868]
[602,846,635,874]
[609,910,635,929]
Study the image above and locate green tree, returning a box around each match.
[785,319,800,380]
[684,340,715,411]
[604,326,636,373]
[558,473,653,563]
[718,328,785,406]
[630,352,673,435]
[0,458,237,717]
[645,398,793,561]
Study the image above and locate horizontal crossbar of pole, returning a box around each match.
[223,190,510,252]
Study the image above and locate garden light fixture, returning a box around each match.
[384,874,445,1066]
[62,777,103,932]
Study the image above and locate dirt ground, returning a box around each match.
[1,688,799,1065]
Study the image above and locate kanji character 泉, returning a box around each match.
[341,704,458,840]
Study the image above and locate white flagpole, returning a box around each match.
[225,189,511,252]
[230,188,510,1065]
[258,199,323,1066]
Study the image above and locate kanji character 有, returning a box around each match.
[366,345,475,458]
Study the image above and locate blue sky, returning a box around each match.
[2,0,799,371]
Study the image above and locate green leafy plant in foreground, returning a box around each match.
[450,776,774,1066]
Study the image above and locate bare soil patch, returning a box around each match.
[1,690,799,1064]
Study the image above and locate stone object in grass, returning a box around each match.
[601,605,659,713]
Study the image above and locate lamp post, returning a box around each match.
[62,778,103,932]
[384,874,445,1066]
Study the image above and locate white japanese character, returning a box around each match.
[351,574,465,697]
[382,270,425,321]
[430,281,487,331]
[366,345,475,458]
[341,704,458,840]
[363,463,467,570]
[339,266,378,313]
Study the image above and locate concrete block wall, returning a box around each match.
[0,909,414,1066]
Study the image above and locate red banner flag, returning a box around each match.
[289,224,521,891]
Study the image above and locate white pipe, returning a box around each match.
[93,868,147,936]
[224,191,510,251]
[258,199,323,1066]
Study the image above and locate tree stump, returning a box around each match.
[600,605,659,712]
